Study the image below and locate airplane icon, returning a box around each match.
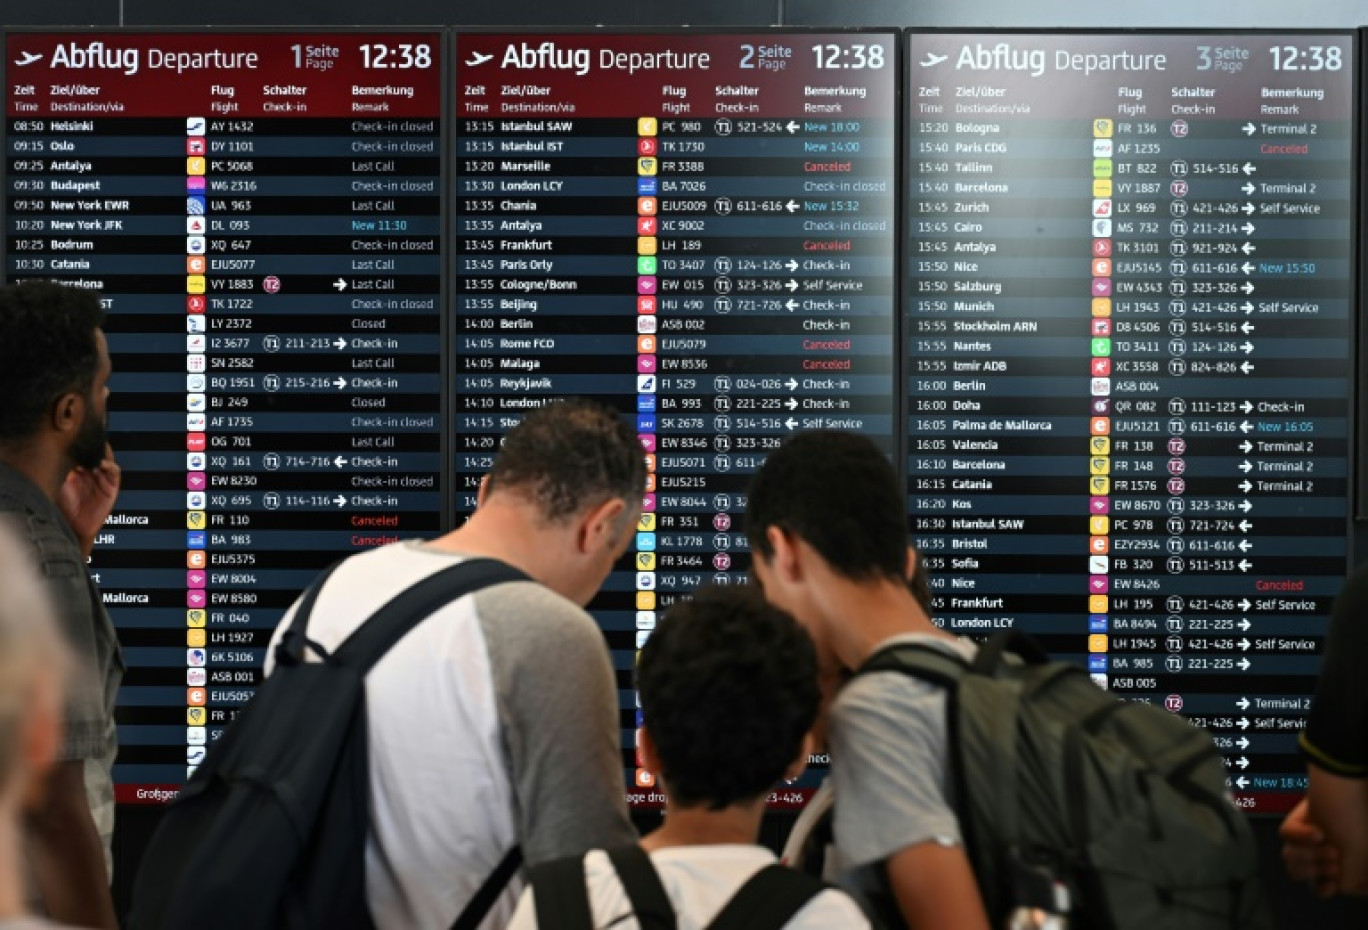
[14,51,42,67]
[920,52,948,67]
[465,51,493,66]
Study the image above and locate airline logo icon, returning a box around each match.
[13,51,43,67]
[920,52,948,67]
[464,50,493,66]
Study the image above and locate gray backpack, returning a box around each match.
[856,630,1270,930]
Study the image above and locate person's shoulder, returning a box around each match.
[474,575,598,639]
[837,634,972,712]
[789,886,873,929]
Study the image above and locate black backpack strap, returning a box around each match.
[452,845,523,930]
[332,557,530,673]
[273,560,344,667]
[607,845,677,929]
[528,852,594,930]
[706,865,829,930]
[855,641,969,689]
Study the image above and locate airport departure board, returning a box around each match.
[4,31,444,800]
[905,32,1355,812]
[451,31,898,802]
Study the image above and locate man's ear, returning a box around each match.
[578,496,628,554]
[783,731,815,783]
[905,545,920,583]
[475,474,492,510]
[765,525,804,583]
[49,391,82,436]
[639,725,665,777]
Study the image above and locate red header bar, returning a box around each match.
[7,33,442,118]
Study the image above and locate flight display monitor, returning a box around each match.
[450,31,898,804]
[4,31,444,801]
[905,31,1355,813]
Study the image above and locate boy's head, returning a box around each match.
[745,430,907,583]
[0,524,71,810]
[636,584,818,810]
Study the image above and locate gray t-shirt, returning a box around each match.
[828,632,977,868]
[0,463,122,879]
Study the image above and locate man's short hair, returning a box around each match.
[636,584,818,809]
[746,430,907,581]
[0,281,105,446]
[486,397,645,521]
[0,523,70,786]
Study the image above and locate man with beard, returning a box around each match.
[0,281,121,928]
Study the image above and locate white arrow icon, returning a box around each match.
[1238,599,1251,612]
[1239,618,1251,631]
[786,121,800,133]
[465,51,494,66]
[1241,122,1257,136]
[785,299,799,312]
[1237,697,1250,710]
[333,278,347,291]
[1241,242,1255,255]
[785,397,798,410]
[334,378,347,389]
[334,495,347,507]
[1236,775,1249,789]
[785,259,799,272]
[1239,478,1253,492]
[785,200,800,213]
[1238,716,1250,729]
[1238,539,1252,552]
[1238,560,1252,573]
[333,337,347,349]
[1237,756,1250,769]
[1239,499,1253,513]
[1242,222,1256,235]
[1240,321,1254,334]
[1241,182,1255,195]
[334,456,347,468]
[1241,300,1254,314]
[1241,282,1255,294]
[785,279,798,292]
[1239,421,1252,434]
[1243,162,1256,175]
[1240,360,1254,374]
[921,52,949,67]
[1242,202,1255,215]
[1240,262,1255,275]
[1237,736,1250,750]
[1239,638,1251,651]
[784,417,798,430]
[1239,401,1253,414]
[1239,460,1252,473]
[1238,520,1252,533]
[786,378,798,390]
[1238,656,1251,670]
[1238,440,1252,453]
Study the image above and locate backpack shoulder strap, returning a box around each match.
[706,865,830,930]
[333,557,530,674]
[607,845,677,930]
[854,641,969,689]
[272,560,344,667]
[528,852,593,930]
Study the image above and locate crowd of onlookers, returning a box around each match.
[0,279,1364,929]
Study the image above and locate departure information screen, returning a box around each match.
[451,31,898,803]
[905,32,1355,812]
[4,31,444,800]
